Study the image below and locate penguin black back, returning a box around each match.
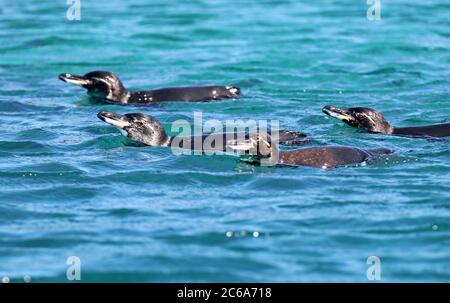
[60,70,241,104]
[323,106,450,138]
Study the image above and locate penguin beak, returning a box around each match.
[97,111,131,129]
[227,137,271,152]
[59,73,92,87]
[227,138,257,151]
[322,106,355,123]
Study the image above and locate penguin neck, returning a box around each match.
[382,125,395,135]
[258,144,280,166]
[362,122,394,135]
[372,116,394,135]
[161,135,174,147]
[129,129,172,147]
[108,90,131,104]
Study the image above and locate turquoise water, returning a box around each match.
[1,0,449,282]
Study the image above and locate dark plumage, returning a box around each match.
[59,71,241,104]
[323,106,450,138]
[228,132,393,168]
[97,111,309,151]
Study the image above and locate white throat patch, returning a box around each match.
[103,117,130,129]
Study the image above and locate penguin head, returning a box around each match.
[59,71,129,103]
[97,111,169,146]
[323,106,393,134]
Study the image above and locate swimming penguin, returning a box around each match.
[227,132,393,168]
[97,111,309,151]
[323,106,450,138]
[59,71,241,104]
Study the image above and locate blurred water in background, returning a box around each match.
[0,0,449,281]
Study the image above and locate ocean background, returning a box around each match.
[0,0,449,282]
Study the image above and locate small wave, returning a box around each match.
[0,140,51,153]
